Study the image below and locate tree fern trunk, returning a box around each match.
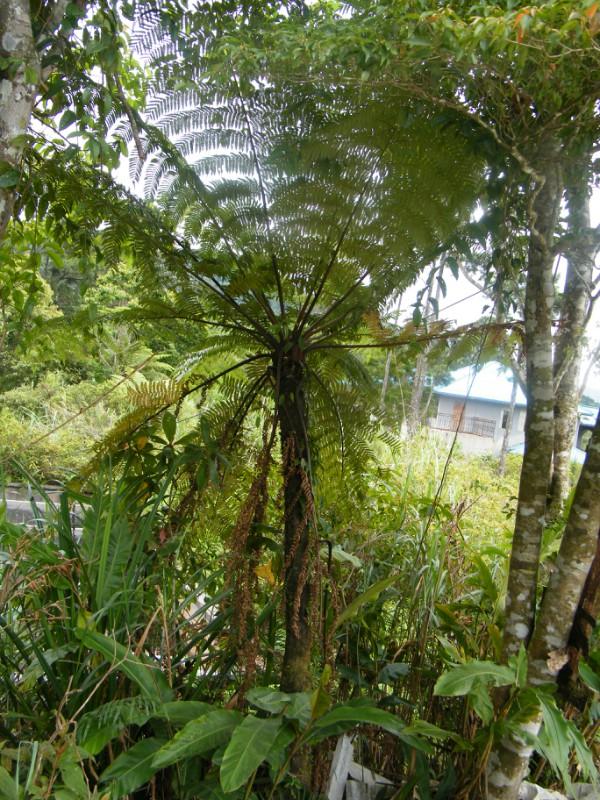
[278,354,314,693]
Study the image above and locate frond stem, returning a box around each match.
[233,75,285,321]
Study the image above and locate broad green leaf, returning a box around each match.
[510,645,528,689]
[246,687,292,714]
[0,766,17,800]
[162,411,177,442]
[59,110,77,130]
[58,746,88,799]
[152,710,242,769]
[19,644,76,691]
[579,660,600,694]
[310,664,332,719]
[154,700,214,725]
[537,694,572,790]
[284,692,312,726]
[377,662,410,684]
[195,778,244,799]
[100,738,164,798]
[445,255,459,280]
[0,169,19,188]
[76,630,173,702]
[568,719,597,783]
[265,725,296,771]
[467,682,494,725]
[403,720,464,744]
[323,545,362,568]
[434,661,515,696]
[307,702,430,752]
[333,576,395,630]
[220,716,283,793]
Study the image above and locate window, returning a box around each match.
[501,410,509,430]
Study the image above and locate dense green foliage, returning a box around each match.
[0,1,599,799]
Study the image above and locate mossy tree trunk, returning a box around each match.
[558,528,600,703]
[278,352,314,693]
[501,145,562,662]
[548,152,595,517]
[487,143,562,800]
[0,0,39,239]
[487,409,600,800]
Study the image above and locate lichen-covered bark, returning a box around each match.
[487,409,600,800]
[548,155,595,517]
[529,408,600,684]
[0,0,39,238]
[501,145,561,661]
[558,529,600,700]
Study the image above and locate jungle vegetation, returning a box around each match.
[0,2,599,800]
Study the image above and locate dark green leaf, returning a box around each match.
[152,710,242,769]
[434,661,515,697]
[59,110,77,130]
[75,630,173,702]
[246,688,292,714]
[162,411,177,442]
[579,661,600,694]
[333,576,395,630]
[100,738,164,798]
[220,716,282,793]
[154,701,214,725]
[0,169,19,188]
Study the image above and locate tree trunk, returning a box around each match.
[486,409,600,799]
[498,376,518,477]
[380,349,392,415]
[408,351,427,435]
[558,527,600,702]
[500,144,561,663]
[279,354,314,693]
[548,153,595,517]
[408,268,441,434]
[0,0,40,239]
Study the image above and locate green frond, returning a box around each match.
[126,378,185,409]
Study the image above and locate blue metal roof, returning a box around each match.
[434,362,599,421]
[434,363,527,406]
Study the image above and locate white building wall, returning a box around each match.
[431,395,526,455]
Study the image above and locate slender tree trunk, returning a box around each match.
[500,146,561,664]
[0,0,40,239]
[408,268,442,434]
[279,354,314,693]
[380,349,392,415]
[498,376,518,477]
[488,143,562,798]
[487,409,600,799]
[408,352,427,435]
[548,153,595,517]
[558,527,600,702]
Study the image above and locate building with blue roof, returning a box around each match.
[428,362,597,460]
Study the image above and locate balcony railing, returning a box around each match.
[431,412,496,438]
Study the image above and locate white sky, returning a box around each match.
[398,191,600,401]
